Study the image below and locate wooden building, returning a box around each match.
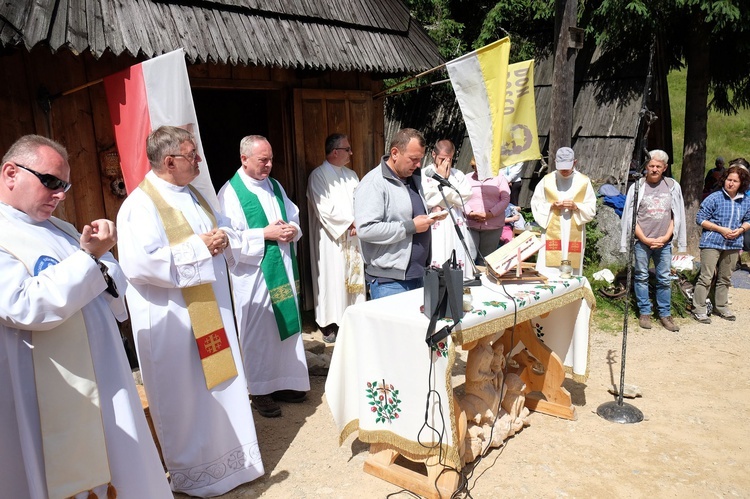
[0,0,442,309]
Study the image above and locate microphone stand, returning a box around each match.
[596,170,644,424]
[436,183,482,286]
[596,36,654,425]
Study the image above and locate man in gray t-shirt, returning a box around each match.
[621,149,687,332]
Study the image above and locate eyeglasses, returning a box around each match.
[334,147,352,152]
[15,163,72,192]
[170,150,198,162]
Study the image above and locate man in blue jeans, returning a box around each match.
[354,128,443,299]
[620,149,687,332]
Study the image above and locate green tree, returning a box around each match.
[587,0,750,253]
[401,0,750,253]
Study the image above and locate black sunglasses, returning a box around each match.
[15,163,72,193]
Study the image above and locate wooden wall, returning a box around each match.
[0,47,384,232]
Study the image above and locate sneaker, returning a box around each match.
[659,316,680,332]
[271,390,307,403]
[638,314,652,329]
[251,395,282,418]
[692,312,712,324]
[322,332,337,344]
[714,309,736,321]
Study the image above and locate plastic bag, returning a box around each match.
[671,254,694,271]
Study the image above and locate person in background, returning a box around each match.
[500,161,524,206]
[354,128,440,299]
[703,156,726,199]
[530,147,597,277]
[465,157,511,262]
[620,150,686,332]
[691,164,750,324]
[501,203,523,246]
[218,135,310,418]
[422,139,474,277]
[0,135,171,498]
[307,133,365,344]
[117,126,264,496]
[728,158,750,265]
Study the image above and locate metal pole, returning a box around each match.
[597,37,657,424]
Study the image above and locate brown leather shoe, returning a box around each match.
[638,314,652,329]
[251,395,281,417]
[660,316,679,332]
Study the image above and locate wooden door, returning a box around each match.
[293,89,377,311]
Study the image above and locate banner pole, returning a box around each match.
[372,63,447,98]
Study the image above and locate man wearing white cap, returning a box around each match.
[531,147,597,277]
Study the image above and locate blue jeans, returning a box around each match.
[633,240,673,317]
[369,277,423,300]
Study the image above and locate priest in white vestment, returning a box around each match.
[307,133,365,343]
[530,147,597,277]
[0,135,171,499]
[421,139,475,278]
[117,127,263,497]
[218,135,310,419]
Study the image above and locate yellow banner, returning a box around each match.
[500,60,541,167]
[446,38,510,180]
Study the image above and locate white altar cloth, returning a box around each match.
[325,276,595,468]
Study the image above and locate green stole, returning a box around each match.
[230,174,301,340]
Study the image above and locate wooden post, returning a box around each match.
[549,0,579,170]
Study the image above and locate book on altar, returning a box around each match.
[484,230,544,277]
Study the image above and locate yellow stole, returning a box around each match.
[0,215,113,499]
[543,172,590,268]
[139,178,238,390]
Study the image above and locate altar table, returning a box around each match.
[325,276,595,496]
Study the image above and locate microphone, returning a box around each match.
[423,165,456,190]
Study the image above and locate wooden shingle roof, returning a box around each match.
[0,0,442,73]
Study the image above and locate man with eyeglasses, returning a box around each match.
[217,135,310,419]
[117,126,264,496]
[0,135,171,498]
[307,133,365,343]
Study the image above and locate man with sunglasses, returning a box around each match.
[0,135,171,498]
[307,133,365,344]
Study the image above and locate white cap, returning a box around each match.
[555,147,575,170]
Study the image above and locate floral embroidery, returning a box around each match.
[534,322,545,341]
[366,380,402,423]
[482,300,508,309]
[513,290,541,306]
[431,340,449,358]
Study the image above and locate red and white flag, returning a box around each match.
[103,48,218,206]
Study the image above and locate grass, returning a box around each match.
[587,69,748,333]
[668,67,750,179]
